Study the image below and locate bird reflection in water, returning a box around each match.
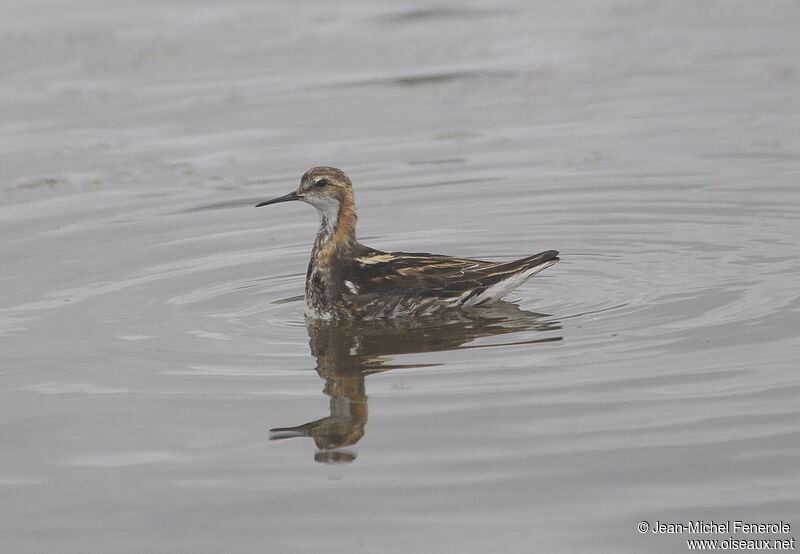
[269,303,561,463]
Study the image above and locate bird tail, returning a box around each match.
[460,250,559,307]
[506,250,560,270]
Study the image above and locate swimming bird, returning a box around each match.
[255,167,558,320]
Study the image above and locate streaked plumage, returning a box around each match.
[255,167,559,320]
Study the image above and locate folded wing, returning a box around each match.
[351,249,559,307]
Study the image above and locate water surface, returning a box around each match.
[2,1,799,552]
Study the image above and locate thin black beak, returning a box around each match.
[255,191,299,207]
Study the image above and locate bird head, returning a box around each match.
[256,166,354,218]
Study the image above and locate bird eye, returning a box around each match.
[314,179,329,189]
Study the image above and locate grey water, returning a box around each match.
[2,1,799,552]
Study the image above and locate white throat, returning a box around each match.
[304,196,340,243]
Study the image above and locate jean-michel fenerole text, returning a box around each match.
[651,521,791,535]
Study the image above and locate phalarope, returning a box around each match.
[256,167,559,320]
